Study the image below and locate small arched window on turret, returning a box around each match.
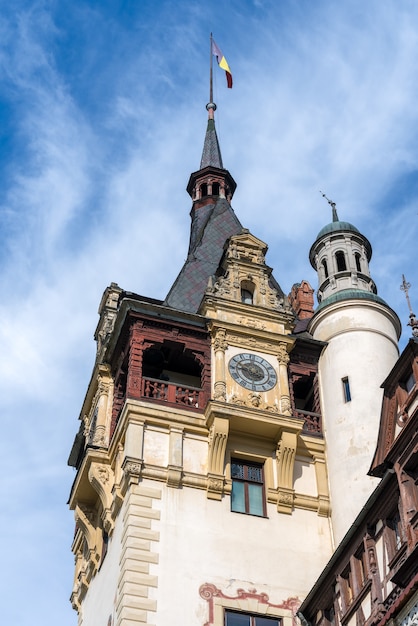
[212,182,220,196]
[322,258,329,278]
[354,252,362,273]
[201,183,208,197]
[241,280,255,305]
[336,251,347,272]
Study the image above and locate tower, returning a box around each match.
[308,199,401,543]
[67,104,335,626]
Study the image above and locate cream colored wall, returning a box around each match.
[79,483,332,626]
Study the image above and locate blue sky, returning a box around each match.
[1,1,418,624]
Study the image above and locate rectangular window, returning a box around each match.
[231,460,266,517]
[225,611,281,626]
[342,377,351,402]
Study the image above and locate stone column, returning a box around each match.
[277,342,291,416]
[213,328,228,402]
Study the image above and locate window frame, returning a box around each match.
[342,377,351,403]
[225,610,282,626]
[230,458,267,517]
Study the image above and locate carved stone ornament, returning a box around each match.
[277,343,290,365]
[230,393,279,412]
[213,328,228,351]
[238,316,266,330]
[213,381,227,402]
[123,460,143,476]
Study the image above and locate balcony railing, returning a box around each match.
[141,377,205,409]
[294,409,322,435]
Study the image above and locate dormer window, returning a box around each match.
[336,251,347,272]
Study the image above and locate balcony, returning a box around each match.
[141,377,206,410]
[294,409,322,435]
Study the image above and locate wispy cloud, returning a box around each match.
[1,1,418,624]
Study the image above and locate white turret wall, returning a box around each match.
[310,301,400,543]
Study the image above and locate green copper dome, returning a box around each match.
[315,289,388,313]
[316,220,360,239]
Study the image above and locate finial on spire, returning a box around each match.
[320,191,339,222]
[206,101,217,120]
[400,274,418,337]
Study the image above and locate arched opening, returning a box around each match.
[322,258,329,278]
[212,182,220,195]
[336,251,347,272]
[200,183,208,197]
[142,341,202,388]
[354,252,361,272]
[240,280,255,305]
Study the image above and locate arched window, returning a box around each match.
[200,183,208,197]
[322,258,329,278]
[354,252,361,272]
[336,251,347,272]
[212,182,220,195]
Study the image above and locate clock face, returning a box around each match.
[228,353,277,391]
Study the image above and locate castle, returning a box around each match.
[67,101,418,626]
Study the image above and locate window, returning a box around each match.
[212,182,220,195]
[241,289,253,304]
[231,460,266,516]
[336,251,347,272]
[225,611,281,626]
[342,377,351,402]
[403,370,415,394]
[354,252,361,272]
[322,258,329,278]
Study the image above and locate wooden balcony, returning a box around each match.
[294,409,322,435]
[141,377,206,410]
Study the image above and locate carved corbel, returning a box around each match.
[276,431,298,514]
[88,462,115,534]
[121,456,143,495]
[74,504,100,576]
[207,416,229,500]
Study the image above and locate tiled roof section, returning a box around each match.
[200,118,223,169]
[164,198,243,313]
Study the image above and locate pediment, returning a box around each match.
[222,230,268,267]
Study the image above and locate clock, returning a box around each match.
[228,353,277,391]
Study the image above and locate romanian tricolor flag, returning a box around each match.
[212,39,233,88]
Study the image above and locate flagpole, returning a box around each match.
[209,32,213,103]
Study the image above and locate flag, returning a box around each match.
[212,38,233,88]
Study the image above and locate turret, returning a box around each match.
[308,200,401,543]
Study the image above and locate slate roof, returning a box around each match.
[200,118,223,169]
[164,197,243,313]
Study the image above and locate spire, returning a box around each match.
[320,191,339,222]
[200,102,223,169]
[400,274,418,337]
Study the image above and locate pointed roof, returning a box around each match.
[200,103,223,169]
[164,101,242,313]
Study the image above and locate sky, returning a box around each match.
[1,1,418,624]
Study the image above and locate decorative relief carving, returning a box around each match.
[213,382,227,402]
[238,316,266,330]
[213,328,228,351]
[230,393,279,412]
[226,333,276,352]
[199,583,300,626]
[277,343,290,365]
